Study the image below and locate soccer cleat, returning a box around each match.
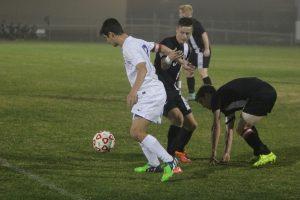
[175,151,192,163]
[187,92,196,101]
[134,164,163,173]
[161,158,178,182]
[253,152,277,167]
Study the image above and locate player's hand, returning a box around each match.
[182,61,195,73]
[221,153,230,163]
[203,49,210,57]
[209,156,219,166]
[127,90,137,108]
[168,48,183,61]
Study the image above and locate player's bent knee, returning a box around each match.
[130,127,143,141]
[168,111,184,127]
[189,121,198,131]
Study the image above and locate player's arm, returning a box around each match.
[222,116,235,163]
[160,49,184,70]
[153,43,193,71]
[210,109,221,165]
[127,62,147,108]
[202,32,210,57]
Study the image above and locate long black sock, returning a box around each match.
[186,77,195,93]
[167,125,181,156]
[175,128,194,152]
[242,126,270,156]
[203,76,212,85]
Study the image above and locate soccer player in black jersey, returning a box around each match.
[195,77,277,167]
[154,17,198,165]
[179,4,212,100]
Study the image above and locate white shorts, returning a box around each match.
[131,83,166,124]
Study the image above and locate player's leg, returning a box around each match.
[184,68,196,100]
[199,54,212,85]
[130,116,178,181]
[199,68,212,85]
[170,96,197,163]
[166,107,184,156]
[175,113,198,163]
[165,108,185,174]
[237,113,276,167]
[135,143,164,173]
[131,116,162,173]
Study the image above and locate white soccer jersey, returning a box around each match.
[122,36,160,90]
[122,36,166,123]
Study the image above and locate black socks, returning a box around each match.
[167,125,181,155]
[242,126,271,156]
[176,128,193,152]
[167,125,194,155]
[186,77,195,94]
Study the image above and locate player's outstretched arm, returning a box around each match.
[156,44,194,72]
[221,119,235,163]
[210,109,221,165]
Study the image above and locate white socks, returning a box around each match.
[141,135,173,163]
[139,143,160,167]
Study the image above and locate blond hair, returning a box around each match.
[179,4,193,15]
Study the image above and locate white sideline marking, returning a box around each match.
[0,158,85,200]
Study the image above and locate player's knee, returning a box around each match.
[130,127,142,141]
[169,113,184,127]
[174,114,184,127]
[188,121,198,131]
[193,121,198,130]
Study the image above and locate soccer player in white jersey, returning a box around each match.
[100,18,190,182]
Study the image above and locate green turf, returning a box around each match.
[0,41,299,200]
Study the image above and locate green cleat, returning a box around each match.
[253,152,277,167]
[134,164,163,173]
[161,158,178,182]
[161,164,173,182]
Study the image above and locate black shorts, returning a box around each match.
[163,91,192,116]
[243,85,277,116]
[189,50,211,68]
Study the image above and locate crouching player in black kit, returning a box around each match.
[154,17,198,166]
[195,77,277,167]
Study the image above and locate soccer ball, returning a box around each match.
[92,131,115,152]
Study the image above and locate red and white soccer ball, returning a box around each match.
[92,131,115,152]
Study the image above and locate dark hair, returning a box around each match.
[100,18,124,36]
[195,85,216,101]
[178,17,193,27]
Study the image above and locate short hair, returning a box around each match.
[195,85,216,101]
[178,17,193,27]
[100,18,124,36]
[179,4,193,14]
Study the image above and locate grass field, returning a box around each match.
[0,41,299,200]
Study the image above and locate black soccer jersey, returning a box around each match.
[188,18,206,51]
[154,36,190,93]
[211,77,276,116]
